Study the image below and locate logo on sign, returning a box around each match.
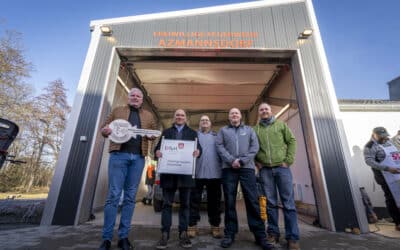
[178,143,184,149]
[391,152,400,161]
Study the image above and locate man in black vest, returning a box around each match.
[155,109,202,249]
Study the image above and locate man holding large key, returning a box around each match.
[99,88,157,250]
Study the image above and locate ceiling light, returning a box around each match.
[100,26,112,36]
[298,28,313,39]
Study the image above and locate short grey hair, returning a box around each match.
[258,102,271,110]
[129,88,143,97]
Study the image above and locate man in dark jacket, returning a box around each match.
[364,127,400,231]
[216,108,272,250]
[154,109,202,249]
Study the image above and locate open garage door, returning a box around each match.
[91,48,319,228]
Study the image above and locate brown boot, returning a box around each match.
[396,224,400,231]
[211,226,222,238]
[368,213,378,223]
[287,240,300,250]
[187,226,197,238]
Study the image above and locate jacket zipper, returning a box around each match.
[266,126,272,165]
[235,127,239,157]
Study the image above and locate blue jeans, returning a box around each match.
[260,166,300,241]
[102,152,145,240]
[222,168,266,240]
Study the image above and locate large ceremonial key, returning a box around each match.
[108,119,161,144]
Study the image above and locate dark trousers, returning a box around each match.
[374,170,400,225]
[222,168,266,240]
[380,180,400,225]
[161,187,191,234]
[189,178,222,227]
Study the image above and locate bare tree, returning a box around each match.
[0,29,71,194]
[23,79,71,192]
[0,30,33,121]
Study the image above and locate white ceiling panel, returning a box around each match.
[131,61,278,112]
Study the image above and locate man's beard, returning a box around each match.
[378,138,388,144]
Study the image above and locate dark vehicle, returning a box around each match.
[152,172,237,212]
[0,118,20,169]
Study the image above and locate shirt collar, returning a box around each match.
[174,124,185,132]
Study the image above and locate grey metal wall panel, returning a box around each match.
[52,1,361,231]
[272,6,289,48]
[260,7,277,48]
[292,3,359,231]
[77,51,121,224]
[52,37,116,225]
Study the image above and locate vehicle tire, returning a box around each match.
[153,198,163,212]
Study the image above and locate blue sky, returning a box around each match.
[1,0,399,105]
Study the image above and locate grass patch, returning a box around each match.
[0,187,49,200]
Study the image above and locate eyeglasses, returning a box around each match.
[200,119,210,122]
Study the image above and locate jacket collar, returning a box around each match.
[126,104,142,112]
[259,116,275,127]
[228,122,244,128]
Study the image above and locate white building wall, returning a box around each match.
[340,111,400,207]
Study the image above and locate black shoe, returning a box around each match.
[156,232,169,249]
[255,238,275,250]
[98,240,111,250]
[142,197,147,204]
[266,234,279,245]
[179,231,192,248]
[220,235,234,248]
[118,238,133,250]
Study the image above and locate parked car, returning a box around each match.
[152,172,240,212]
[0,118,19,169]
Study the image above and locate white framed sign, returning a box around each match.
[380,143,400,208]
[157,137,197,177]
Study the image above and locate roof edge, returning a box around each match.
[338,99,400,112]
[90,0,305,26]
[388,75,400,84]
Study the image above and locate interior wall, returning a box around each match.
[92,78,129,210]
[283,111,315,205]
[248,68,316,215]
[92,67,162,211]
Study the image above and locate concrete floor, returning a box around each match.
[0,201,399,250]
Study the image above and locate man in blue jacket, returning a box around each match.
[216,108,273,250]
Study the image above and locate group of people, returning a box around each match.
[98,88,300,250]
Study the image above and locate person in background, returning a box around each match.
[254,103,299,250]
[154,109,202,249]
[216,108,273,250]
[188,115,222,239]
[391,130,400,150]
[364,126,400,231]
[142,160,156,205]
[99,88,157,250]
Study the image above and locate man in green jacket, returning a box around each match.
[254,103,299,250]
